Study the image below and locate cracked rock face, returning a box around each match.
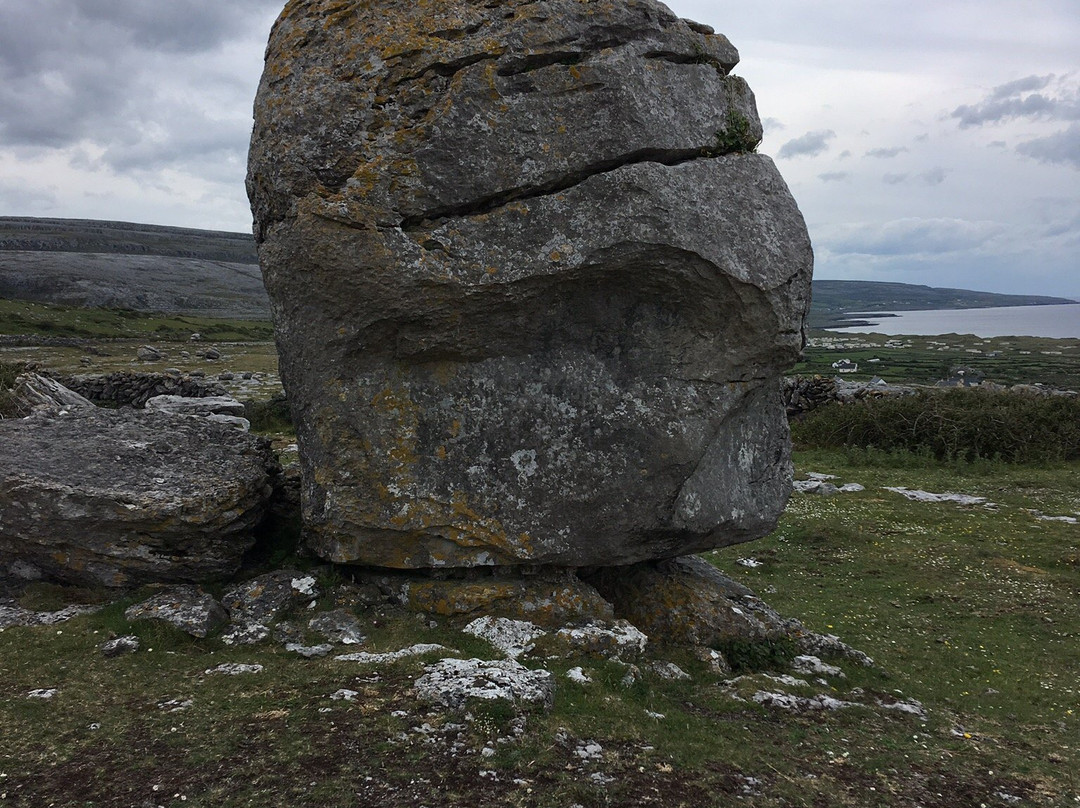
[247,0,813,569]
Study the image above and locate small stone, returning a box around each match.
[221,623,271,646]
[291,576,318,598]
[125,587,228,638]
[463,616,546,659]
[792,655,845,678]
[329,689,359,701]
[566,667,591,684]
[222,570,316,629]
[414,658,555,710]
[308,609,366,645]
[648,661,691,681]
[144,394,246,417]
[554,621,647,660]
[204,663,264,676]
[27,688,58,700]
[751,691,853,711]
[286,643,334,658]
[100,635,140,658]
[693,647,731,675]
[334,644,448,664]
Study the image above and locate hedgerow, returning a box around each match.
[790,387,1080,463]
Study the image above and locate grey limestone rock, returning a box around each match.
[307,608,367,645]
[414,657,556,710]
[11,373,95,415]
[125,586,228,638]
[0,408,279,588]
[100,635,140,658]
[144,394,246,418]
[222,570,317,627]
[248,0,812,569]
[583,555,777,648]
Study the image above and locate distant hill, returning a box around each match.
[809,280,1076,329]
[0,217,268,319]
[0,217,257,263]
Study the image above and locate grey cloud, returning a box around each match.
[865,146,908,158]
[920,167,947,185]
[71,1,270,52]
[1017,124,1080,170]
[883,173,908,185]
[990,74,1053,99]
[0,0,280,156]
[829,218,1003,257]
[818,171,850,182]
[777,129,836,159]
[951,74,1080,128]
[0,180,58,212]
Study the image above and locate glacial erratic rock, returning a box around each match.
[248,0,812,569]
[0,408,279,588]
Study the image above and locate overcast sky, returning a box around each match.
[0,1,1077,298]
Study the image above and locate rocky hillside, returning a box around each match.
[0,217,269,319]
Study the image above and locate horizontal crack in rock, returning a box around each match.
[400,147,728,230]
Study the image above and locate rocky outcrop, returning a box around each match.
[584,555,777,648]
[10,372,95,416]
[0,409,279,588]
[248,0,812,570]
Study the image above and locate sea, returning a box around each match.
[825,303,1080,339]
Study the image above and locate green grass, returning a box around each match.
[796,329,1080,390]
[0,297,272,341]
[2,451,1077,806]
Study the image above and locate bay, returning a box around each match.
[825,303,1080,339]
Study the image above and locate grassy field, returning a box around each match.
[796,330,1080,390]
[3,297,1079,805]
[0,298,272,342]
[0,298,281,401]
[1,451,1077,807]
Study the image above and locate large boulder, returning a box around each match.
[0,409,279,587]
[248,0,812,569]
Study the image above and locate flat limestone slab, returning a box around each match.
[0,409,279,587]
